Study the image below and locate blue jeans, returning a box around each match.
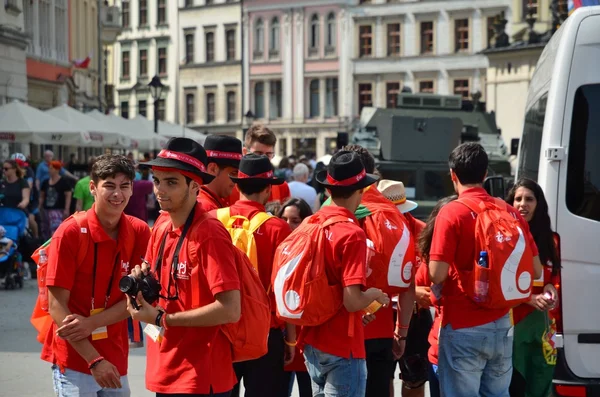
[303,344,367,397]
[52,365,130,397]
[438,314,513,397]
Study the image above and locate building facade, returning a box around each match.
[179,0,242,138]
[23,0,72,110]
[0,0,28,105]
[244,0,351,158]
[112,0,178,123]
[350,0,513,118]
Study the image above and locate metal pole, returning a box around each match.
[154,99,159,134]
[97,0,103,112]
[240,0,244,137]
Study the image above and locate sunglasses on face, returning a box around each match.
[252,151,275,159]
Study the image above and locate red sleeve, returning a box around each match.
[198,222,240,296]
[415,261,430,286]
[339,230,368,288]
[280,182,291,202]
[429,207,458,263]
[45,221,81,290]
[130,218,151,269]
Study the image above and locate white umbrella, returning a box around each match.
[0,100,90,145]
[127,115,169,151]
[46,105,131,148]
[159,121,207,145]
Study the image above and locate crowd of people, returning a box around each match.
[0,123,561,397]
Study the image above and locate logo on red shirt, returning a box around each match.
[120,260,130,276]
[177,261,190,280]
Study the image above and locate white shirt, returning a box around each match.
[288,181,319,212]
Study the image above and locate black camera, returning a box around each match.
[119,273,161,308]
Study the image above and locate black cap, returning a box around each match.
[204,134,243,168]
[315,151,379,191]
[230,153,284,185]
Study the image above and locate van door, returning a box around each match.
[556,13,600,379]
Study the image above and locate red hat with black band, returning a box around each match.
[315,150,379,191]
[204,134,243,168]
[140,137,214,185]
[230,153,284,185]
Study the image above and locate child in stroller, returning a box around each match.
[0,207,26,289]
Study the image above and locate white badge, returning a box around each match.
[143,323,164,344]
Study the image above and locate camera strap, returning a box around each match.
[154,204,197,300]
[90,243,121,310]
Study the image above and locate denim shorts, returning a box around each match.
[438,314,513,397]
[52,365,130,397]
[303,344,367,397]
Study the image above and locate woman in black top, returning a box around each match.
[39,161,72,240]
[1,160,30,211]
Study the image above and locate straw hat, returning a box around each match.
[377,179,418,213]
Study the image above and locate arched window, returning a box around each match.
[254,18,264,56]
[270,17,280,55]
[326,13,336,50]
[310,14,319,49]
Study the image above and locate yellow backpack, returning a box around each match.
[216,208,273,270]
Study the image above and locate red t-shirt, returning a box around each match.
[226,200,292,328]
[228,182,291,214]
[198,186,227,212]
[302,206,368,359]
[145,203,240,394]
[41,206,151,375]
[429,187,539,330]
[364,304,394,340]
[404,212,426,262]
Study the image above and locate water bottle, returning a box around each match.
[474,251,489,303]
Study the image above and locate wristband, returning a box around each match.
[396,324,410,330]
[284,338,297,347]
[161,312,169,330]
[155,311,164,327]
[88,356,105,370]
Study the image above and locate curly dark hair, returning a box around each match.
[506,178,560,274]
[91,154,135,184]
[418,195,458,264]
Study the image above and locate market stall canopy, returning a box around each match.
[88,111,166,151]
[46,105,131,149]
[158,121,207,145]
[0,100,90,145]
[127,115,170,151]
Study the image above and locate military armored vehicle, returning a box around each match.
[352,93,512,219]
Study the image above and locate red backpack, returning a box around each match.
[30,212,91,343]
[161,216,270,363]
[271,214,350,327]
[361,200,416,294]
[457,197,535,309]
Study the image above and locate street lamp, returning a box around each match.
[148,75,165,134]
[243,110,255,137]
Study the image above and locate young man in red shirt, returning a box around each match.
[227,124,290,214]
[302,150,390,397]
[200,135,243,211]
[127,137,242,397]
[224,153,293,397]
[429,142,543,396]
[340,145,416,397]
[42,154,151,396]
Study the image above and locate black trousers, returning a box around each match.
[279,371,312,397]
[231,328,284,397]
[365,338,395,397]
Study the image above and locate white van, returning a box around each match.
[517,6,600,396]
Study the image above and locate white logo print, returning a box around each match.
[121,261,130,275]
[282,246,291,256]
[384,219,397,231]
[389,226,412,288]
[495,231,512,243]
[274,253,304,319]
[500,226,531,300]
[177,261,190,280]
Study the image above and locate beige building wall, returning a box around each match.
[71,0,100,110]
[511,0,553,36]
[179,0,242,138]
[486,47,544,173]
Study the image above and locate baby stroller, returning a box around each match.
[0,207,26,289]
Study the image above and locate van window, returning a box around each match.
[518,93,547,181]
[566,84,600,222]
